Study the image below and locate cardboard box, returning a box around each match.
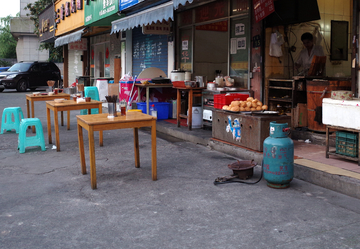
[293,103,308,128]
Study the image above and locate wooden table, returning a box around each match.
[174,87,206,130]
[135,83,173,114]
[77,112,157,189]
[46,100,103,152]
[326,125,360,165]
[26,93,71,133]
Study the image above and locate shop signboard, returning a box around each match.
[142,21,171,35]
[253,0,275,23]
[39,4,55,42]
[119,0,144,11]
[85,0,119,26]
[55,0,85,36]
[69,38,87,50]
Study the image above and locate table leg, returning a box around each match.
[47,107,52,144]
[99,103,103,147]
[88,109,91,114]
[151,120,157,181]
[177,89,181,127]
[26,99,30,118]
[61,111,64,126]
[77,123,86,174]
[188,90,193,130]
[146,87,150,115]
[133,128,140,168]
[325,126,329,158]
[67,111,70,130]
[88,126,97,189]
[54,109,60,152]
[31,100,35,133]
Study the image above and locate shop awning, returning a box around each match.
[54,29,84,48]
[111,1,173,33]
[173,0,193,9]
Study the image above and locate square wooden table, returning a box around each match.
[26,93,71,133]
[46,100,103,152]
[174,87,206,130]
[77,112,157,189]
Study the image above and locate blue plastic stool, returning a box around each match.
[1,107,24,134]
[18,118,46,153]
[80,86,100,115]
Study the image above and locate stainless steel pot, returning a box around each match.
[63,87,77,94]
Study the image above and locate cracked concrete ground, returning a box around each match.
[1,90,360,248]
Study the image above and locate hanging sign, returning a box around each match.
[253,0,275,23]
[142,21,171,35]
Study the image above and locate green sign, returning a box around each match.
[85,0,120,26]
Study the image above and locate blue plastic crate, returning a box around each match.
[136,102,170,120]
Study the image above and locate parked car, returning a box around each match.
[0,61,62,92]
[0,67,10,72]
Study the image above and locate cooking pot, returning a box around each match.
[63,87,77,94]
[151,76,171,84]
[170,70,185,82]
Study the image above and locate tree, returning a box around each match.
[25,0,63,62]
[0,15,17,58]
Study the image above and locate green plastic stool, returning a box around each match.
[18,118,46,153]
[1,107,24,134]
[80,86,100,115]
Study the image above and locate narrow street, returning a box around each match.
[1,90,360,249]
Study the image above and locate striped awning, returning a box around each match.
[54,29,84,48]
[111,1,174,33]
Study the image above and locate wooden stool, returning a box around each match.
[174,87,205,130]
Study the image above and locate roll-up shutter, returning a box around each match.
[132,27,168,77]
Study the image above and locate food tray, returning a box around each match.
[251,111,279,115]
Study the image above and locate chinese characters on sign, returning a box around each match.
[253,0,275,23]
[69,39,87,50]
[142,21,171,35]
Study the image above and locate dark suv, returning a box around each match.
[0,61,62,92]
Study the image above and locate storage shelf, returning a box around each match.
[268,86,292,90]
[269,98,292,103]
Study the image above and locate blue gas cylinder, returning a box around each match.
[263,121,294,189]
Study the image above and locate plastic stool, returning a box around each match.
[1,107,24,134]
[18,118,46,153]
[80,86,100,115]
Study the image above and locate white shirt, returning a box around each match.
[296,45,325,72]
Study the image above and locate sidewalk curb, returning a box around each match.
[156,122,360,200]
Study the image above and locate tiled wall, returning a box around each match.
[16,36,48,62]
[264,0,353,80]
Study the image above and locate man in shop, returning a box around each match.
[294,32,325,75]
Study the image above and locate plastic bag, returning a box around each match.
[120,71,133,81]
[269,31,284,57]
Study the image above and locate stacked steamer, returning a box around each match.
[222,97,268,112]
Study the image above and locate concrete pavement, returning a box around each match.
[1,90,360,248]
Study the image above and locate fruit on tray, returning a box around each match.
[222,97,268,112]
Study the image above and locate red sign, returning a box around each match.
[195,21,228,32]
[253,0,275,23]
[195,0,228,23]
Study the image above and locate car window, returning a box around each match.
[30,64,40,72]
[8,63,32,72]
[41,63,50,71]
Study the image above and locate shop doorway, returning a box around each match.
[193,20,228,82]
[94,44,105,78]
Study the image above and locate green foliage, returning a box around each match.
[25,0,62,62]
[0,59,12,66]
[0,16,17,58]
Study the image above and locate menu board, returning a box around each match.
[132,27,168,77]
